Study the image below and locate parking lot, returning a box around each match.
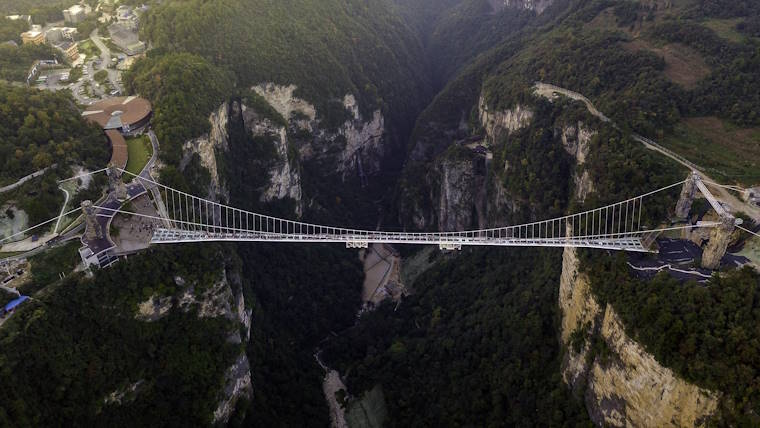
[33,29,125,105]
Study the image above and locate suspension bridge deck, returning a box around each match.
[150,228,651,252]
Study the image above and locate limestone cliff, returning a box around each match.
[436,154,487,231]
[181,102,230,199]
[238,102,303,214]
[134,264,253,425]
[492,0,554,14]
[560,121,595,202]
[253,84,387,181]
[701,216,737,270]
[478,97,533,144]
[559,247,720,426]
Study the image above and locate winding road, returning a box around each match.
[534,82,760,222]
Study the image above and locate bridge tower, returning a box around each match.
[675,172,697,219]
[81,200,104,241]
[108,165,128,201]
[676,172,740,269]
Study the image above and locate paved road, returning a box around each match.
[40,29,124,105]
[534,82,760,222]
[627,237,751,282]
[90,29,123,94]
[0,165,55,194]
[54,186,70,234]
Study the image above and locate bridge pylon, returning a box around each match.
[108,165,128,201]
[677,172,739,269]
[675,172,698,219]
[82,200,104,240]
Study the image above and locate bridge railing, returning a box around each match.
[107,169,687,249]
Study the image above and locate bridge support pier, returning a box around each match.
[675,172,698,219]
[439,243,462,251]
[346,241,369,249]
[82,200,104,241]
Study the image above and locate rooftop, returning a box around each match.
[83,96,152,129]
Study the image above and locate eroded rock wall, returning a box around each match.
[559,248,720,426]
[181,102,230,199]
[560,121,595,202]
[478,97,533,143]
[134,263,253,425]
[494,0,554,14]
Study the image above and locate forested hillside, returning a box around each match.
[123,53,234,165]
[323,248,590,425]
[0,246,240,426]
[588,257,760,425]
[403,0,760,224]
[140,0,431,134]
[0,84,108,185]
[2,0,759,425]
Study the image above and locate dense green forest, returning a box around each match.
[140,0,431,134]
[0,245,240,427]
[0,16,26,43]
[0,83,109,185]
[587,256,760,425]
[323,248,590,426]
[123,53,234,165]
[235,243,363,426]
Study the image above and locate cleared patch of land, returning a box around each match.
[623,40,711,89]
[125,135,152,176]
[661,117,760,185]
[703,19,746,44]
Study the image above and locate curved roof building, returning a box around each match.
[82,96,152,169]
[83,96,152,132]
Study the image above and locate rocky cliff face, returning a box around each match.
[559,245,720,427]
[238,101,304,214]
[134,264,254,425]
[560,121,594,202]
[253,84,388,181]
[490,0,554,14]
[436,155,488,231]
[401,95,536,231]
[478,97,533,144]
[181,102,231,199]
[701,216,737,270]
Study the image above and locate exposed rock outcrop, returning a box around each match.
[213,352,253,424]
[478,97,533,143]
[134,265,253,425]
[561,121,595,202]
[252,83,317,122]
[181,102,230,199]
[436,155,487,231]
[675,175,697,219]
[701,215,736,270]
[494,0,554,14]
[238,102,303,214]
[559,247,720,426]
[253,83,387,181]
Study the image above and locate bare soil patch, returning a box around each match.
[623,40,711,89]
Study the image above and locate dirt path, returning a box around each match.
[360,244,403,305]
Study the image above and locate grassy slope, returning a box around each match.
[125,135,152,176]
[662,117,760,185]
